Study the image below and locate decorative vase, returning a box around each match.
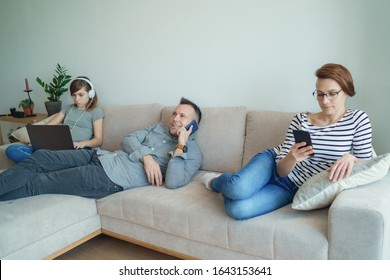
[22,104,34,116]
[45,101,62,116]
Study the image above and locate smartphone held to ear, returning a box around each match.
[293,130,314,157]
[185,120,198,136]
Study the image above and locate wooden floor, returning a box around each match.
[55,234,179,260]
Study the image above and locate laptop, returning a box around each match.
[26,125,75,151]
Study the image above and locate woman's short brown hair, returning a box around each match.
[315,63,355,97]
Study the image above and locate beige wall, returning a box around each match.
[0,0,389,153]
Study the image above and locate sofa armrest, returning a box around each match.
[328,172,390,259]
[0,143,19,170]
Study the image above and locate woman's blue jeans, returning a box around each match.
[210,149,298,220]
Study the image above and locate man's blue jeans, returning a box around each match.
[210,149,298,220]
[0,149,122,201]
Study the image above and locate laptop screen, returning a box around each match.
[26,125,75,151]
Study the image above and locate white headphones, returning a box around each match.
[74,77,95,99]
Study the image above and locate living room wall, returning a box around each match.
[0,0,389,153]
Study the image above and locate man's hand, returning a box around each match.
[141,155,163,186]
[177,125,191,146]
[173,125,191,156]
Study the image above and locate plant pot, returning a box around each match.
[22,104,34,116]
[45,101,62,116]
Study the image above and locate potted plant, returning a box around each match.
[36,63,72,116]
[19,98,34,116]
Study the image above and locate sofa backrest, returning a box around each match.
[101,104,163,151]
[161,106,247,173]
[242,111,296,165]
[101,104,296,174]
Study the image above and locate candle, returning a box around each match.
[25,78,30,90]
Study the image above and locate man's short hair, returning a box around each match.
[180,97,202,124]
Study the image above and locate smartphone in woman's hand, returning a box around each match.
[293,130,314,157]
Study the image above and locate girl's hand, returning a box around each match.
[327,154,356,182]
[73,141,89,149]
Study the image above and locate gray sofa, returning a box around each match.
[1,103,389,260]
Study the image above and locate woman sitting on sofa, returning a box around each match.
[6,77,104,163]
[203,63,372,220]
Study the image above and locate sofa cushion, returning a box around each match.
[243,111,295,165]
[161,106,247,173]
[101,103,163,151]
[97,171,329,259]
[292,153,390,210]
[0,194,100,259]
[0,145,16,170]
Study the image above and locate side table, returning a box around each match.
[0,113,48,145]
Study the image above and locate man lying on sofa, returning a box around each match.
[0,97,202,201]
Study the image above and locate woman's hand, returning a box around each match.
[290,142,314,162]
[327,154,356,182]
[277,142,314,177]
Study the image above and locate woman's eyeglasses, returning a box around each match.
[312,89,342,101]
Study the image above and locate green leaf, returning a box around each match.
[36,63,72,101]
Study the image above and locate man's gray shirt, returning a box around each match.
[97,123,202,189]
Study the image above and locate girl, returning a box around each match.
[6,77,104,163]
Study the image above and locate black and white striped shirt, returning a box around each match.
[276,109,372,187]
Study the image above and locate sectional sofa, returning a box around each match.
[1,103,389,260]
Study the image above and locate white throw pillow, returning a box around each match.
[11,115,55,144]
[292,153,390,210]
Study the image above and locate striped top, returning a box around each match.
[275,109,372,187]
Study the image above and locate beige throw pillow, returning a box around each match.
[292,153,390,210]
[11,115,55,144]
